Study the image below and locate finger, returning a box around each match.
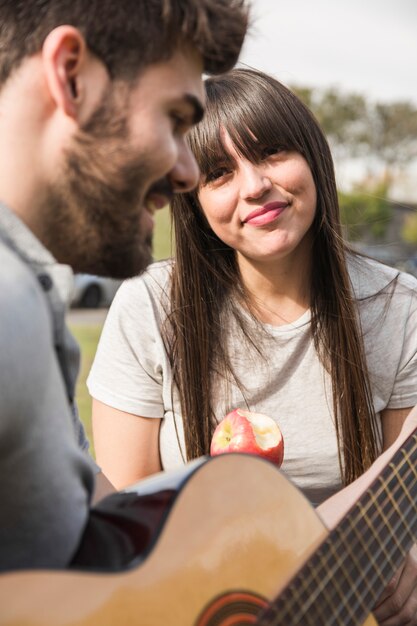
[374,580,412,623]
[374,548,417,623]
[376,589,417,625]
[375,567,404,607]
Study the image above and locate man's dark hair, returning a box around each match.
[0,0,249,86]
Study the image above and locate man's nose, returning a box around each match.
[169,141,200,193]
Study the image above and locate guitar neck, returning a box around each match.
[258,432,417,626]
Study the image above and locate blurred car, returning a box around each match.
[400,256,417,278]
[351,243,402,270]
[71,274,123,308]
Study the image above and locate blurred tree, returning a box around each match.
[339,179,392,241]
[291,84,417,195]
[402,212,417,246]
[366,101,417,186]
[291,84,368,159]
[314,89,368,160]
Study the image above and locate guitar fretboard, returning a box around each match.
[258,433,417,625]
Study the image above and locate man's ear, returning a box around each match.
[42,25,87,119]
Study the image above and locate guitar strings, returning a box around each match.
[264,468,415,624]
[273,443,417,624]
[286,450,417,624]
[258,435,417,626]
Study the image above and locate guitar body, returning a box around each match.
[0,455,376,625]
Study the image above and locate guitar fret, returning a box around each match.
[279,557,334,624]
[340,449,417,614]
[390,460,417,514]
[257,435,417,625]
[362,491,399,570]
[346,470,416,602]
[300,557,342,622]
[379,458,417,552]
[325,537,361,599]
[381,484,415,548]
[261,471,416,625]
[259,551,334,624]
[314,560,357,625]
[325,459,417,620]
[304,545,351,618]
[387,492,413,536]
[384,459,417,524]
[325,540,361,623]
[262,533,366,624]
[344,512,381,604]
[340,522,373,593]
[354,502,399,611]
[285,557,344,625]
[407,450,417,481]
[260,539,407,624]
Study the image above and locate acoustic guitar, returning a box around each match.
[1,430,417,625]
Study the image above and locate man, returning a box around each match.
[0,0,249,571]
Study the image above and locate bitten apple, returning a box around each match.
[210,408,284,467]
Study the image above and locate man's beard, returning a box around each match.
[42,86,160,279]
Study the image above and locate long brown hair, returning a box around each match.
[167,68,380,485]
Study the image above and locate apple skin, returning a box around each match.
[210,408,284,467]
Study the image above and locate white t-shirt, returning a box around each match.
[87,255,417,505]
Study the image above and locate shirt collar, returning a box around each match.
[0,201,74,306]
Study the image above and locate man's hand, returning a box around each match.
[92,470,116,505]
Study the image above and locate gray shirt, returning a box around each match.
[0,203,95,571]
[88,257,417,505]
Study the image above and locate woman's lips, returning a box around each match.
[243,201,288,226]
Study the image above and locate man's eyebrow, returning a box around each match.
[184,94,205,125]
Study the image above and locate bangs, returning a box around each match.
[188,70,310,178]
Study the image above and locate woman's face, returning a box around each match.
[198,130,317,268]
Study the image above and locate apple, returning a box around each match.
[210,408,284,467]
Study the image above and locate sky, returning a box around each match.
[239,0,417,106]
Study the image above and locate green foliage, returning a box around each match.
[291,84,417,193]
[291,84,369,159]
[402,213,417,245]
[69,205,173,457]
[68,323,103,458]
[369,102,417,169]
[153,205,173,260]
[339,180,392,241]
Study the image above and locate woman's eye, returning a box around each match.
[204,167,230,183]
[261,146,283,159]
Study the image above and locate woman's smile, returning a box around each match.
[243,201,289,227]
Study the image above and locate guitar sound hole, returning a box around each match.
[196,590,268,625]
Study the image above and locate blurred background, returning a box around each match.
[237,0,417,267]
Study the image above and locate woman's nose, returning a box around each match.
[239,162,272,200]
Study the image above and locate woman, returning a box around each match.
[88,69,417,503]
[88,69,417,621]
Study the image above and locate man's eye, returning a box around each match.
[171,113,188,132]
